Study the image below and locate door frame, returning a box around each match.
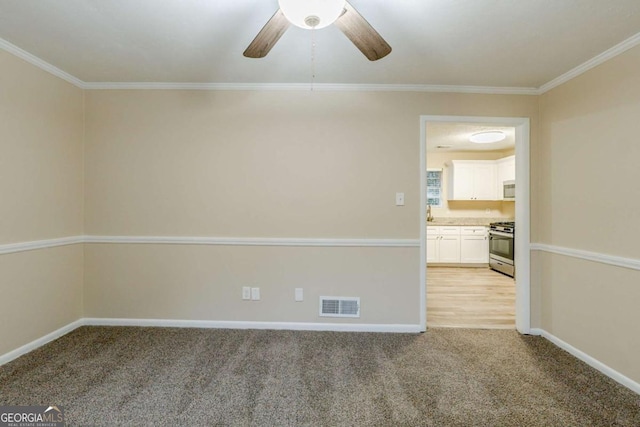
[419,115,531,334]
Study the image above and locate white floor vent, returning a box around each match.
[319,297,360,318]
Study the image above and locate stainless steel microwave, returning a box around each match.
[503,180,515,200]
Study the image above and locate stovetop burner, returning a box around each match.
[489,221,515,234]
[490,221,515,227]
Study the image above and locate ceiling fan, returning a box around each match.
[243,0,392,61]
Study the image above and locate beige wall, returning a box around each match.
[537,252,640,383]
[0,50,84,356]
[0,246,84,356]
[84,91,537,239]
[427,151,515,218]
[84,244,418,324]
[2,34,637,390]
[537,44,640,383]
[83,90,538,324]
[0,48,540,352]
[0,51,84,243]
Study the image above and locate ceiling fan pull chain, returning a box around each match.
[310,27,316,91]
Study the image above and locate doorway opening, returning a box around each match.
[419,116,531,334]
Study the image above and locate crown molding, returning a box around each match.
[0,36,535,95]
[0,38,85,88]
[538,31,640,94]
[3,31,640,95]
[81,81,539,95]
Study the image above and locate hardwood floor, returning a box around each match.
[427,266,515,329]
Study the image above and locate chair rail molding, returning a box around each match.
[0,235,419,255]
[0,236,84,255]
[531,243,640,271]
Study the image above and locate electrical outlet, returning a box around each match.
[295,288,303,302]
[251,287,260,301]
[395,192,405,206]
[242,287,251,300]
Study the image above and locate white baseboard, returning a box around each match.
[0,318,420,366]
[82,318,423,333]
[530,328,640,395]
[0,319,84,366]
[4,321,637,396]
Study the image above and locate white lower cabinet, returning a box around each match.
[427,225,488,264]
[460,226,489,263]
[439,235,462,263]
[426,233,439,263]
[426,226,460,263]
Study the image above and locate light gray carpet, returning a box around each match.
[0,326,638,426]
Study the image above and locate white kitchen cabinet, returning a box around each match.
[439,235,462,262]
[496,155,516,200]
[428,226,488,264]
[426,235,438,263]
[426,226,460,263]
[448,160,497,200]
[426,227,439,263]
[460,226,489,263]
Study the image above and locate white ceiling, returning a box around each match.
[1,0,640,89]
[426,123,515,152]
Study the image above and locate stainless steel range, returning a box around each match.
[489,221,515,277]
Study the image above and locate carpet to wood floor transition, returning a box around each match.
[0,326,638,426]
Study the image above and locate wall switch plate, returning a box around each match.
[251,287,260,301]
[295,288,303,302]
[395,192,405,206]
[242,287,251,300]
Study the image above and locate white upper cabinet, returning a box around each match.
[450,163,475,199]
[496,155,516,200]
[448,160,497,201]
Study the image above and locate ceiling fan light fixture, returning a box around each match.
[278,0,346,29]
[469,131,506,144]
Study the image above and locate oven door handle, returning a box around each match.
[489,230,514,238]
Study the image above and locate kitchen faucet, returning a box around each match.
[427,204,434,222]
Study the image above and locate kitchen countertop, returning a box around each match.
[426,217,514,227]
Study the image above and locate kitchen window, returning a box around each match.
[427,169,443,207]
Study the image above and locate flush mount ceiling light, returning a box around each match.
[278,0,345,29]
[469,131,507,144]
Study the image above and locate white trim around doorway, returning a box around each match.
[419,115,531,334]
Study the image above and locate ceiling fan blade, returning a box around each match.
[334,1,392,61]
[243,9,290,58]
